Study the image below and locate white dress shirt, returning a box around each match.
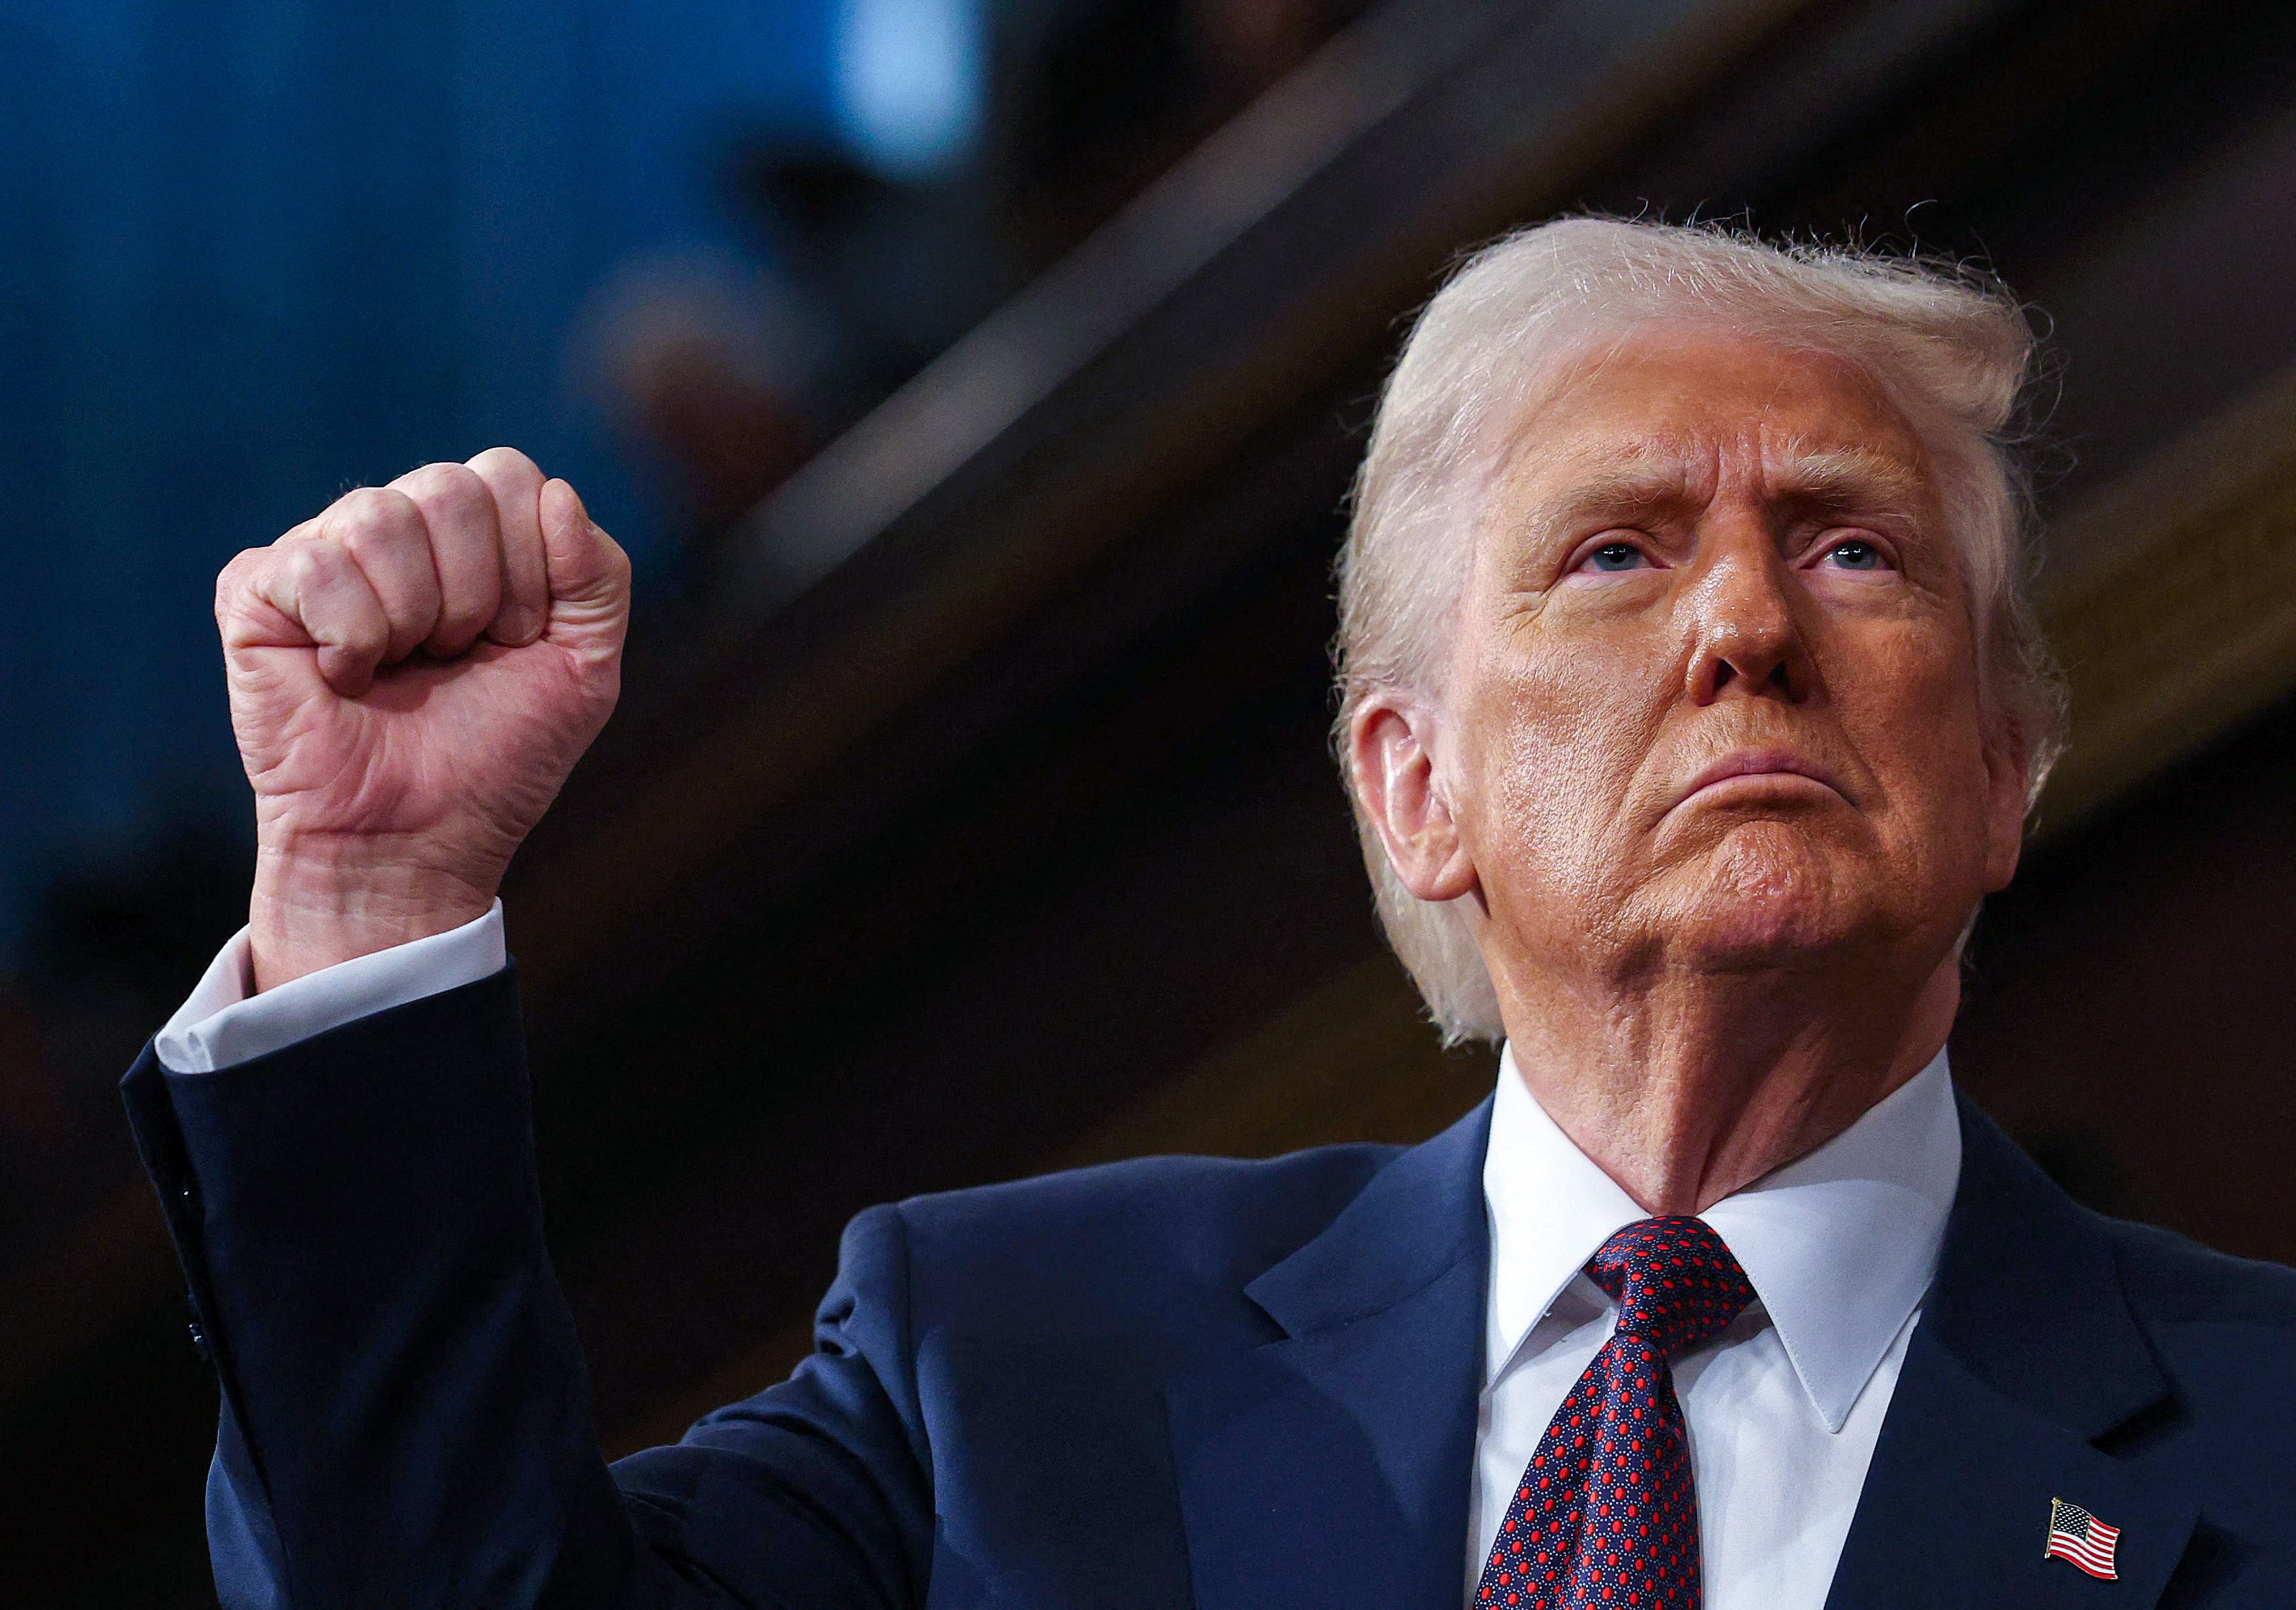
[154,901,507,1071]
[156,911,1961,1608]
[1473,1042,1961,1608]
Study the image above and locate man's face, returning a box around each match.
[1438,325,2026,988]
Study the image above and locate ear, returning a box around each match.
[1977,718,2031,895]
[1349,692,1479,903]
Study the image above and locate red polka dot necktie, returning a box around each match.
[1475,1216,1754,1610]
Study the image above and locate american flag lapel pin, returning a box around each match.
[2045,1496,2121,1580]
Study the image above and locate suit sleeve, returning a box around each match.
[153,902,506,1073]
[119,964,934,1609]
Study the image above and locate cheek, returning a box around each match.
[1827,619,1993,839]
[1454,632,1663,880]
[1873,621,1983,741]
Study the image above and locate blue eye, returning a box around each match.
[1826,539,1886,570]
[1584,541,1645,572]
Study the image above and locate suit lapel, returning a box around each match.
[1167,1100,1493,1610]
[1826,1098,2197,1607]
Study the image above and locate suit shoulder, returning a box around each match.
[2101,1212,2296,1331]
[889,1142,1401,1290]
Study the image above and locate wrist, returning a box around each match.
[249,841,499,991]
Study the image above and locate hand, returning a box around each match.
[215,449,632,989]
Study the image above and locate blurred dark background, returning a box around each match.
[7,0,2296,1600]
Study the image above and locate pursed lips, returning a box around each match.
[1675,749,1848,811]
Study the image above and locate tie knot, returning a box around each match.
[1585,1216,1754,1359]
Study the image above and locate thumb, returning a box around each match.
[540,478,632,659]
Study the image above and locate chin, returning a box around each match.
[1659,821,1870,970]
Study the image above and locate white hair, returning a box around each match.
[1333,216,2067,1046]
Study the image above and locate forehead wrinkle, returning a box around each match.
[1759,443,1931,517]
[1764,441,1911,478]
[1518,455,1701,548]
[1516,432,1930,547]
[1509,431,1730,547]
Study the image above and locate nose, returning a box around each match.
[1683,535,1814,706]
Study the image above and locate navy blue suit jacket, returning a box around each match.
[123,965,2296,1606]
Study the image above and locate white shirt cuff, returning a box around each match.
[153,901,509,1073]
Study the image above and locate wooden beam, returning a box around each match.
[2037,363,2296,835]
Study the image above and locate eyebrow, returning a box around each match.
[1772,448,1929,516]
[1523,444,1929,547]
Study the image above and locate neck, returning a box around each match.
[1492,944,1960,1214]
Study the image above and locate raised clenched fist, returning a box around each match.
[215,448,631,989]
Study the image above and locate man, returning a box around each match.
[124,218,2296,1607]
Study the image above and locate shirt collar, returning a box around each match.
[1482,1042,1961,1433]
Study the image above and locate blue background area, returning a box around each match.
[0,0,852,957]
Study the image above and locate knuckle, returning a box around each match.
[281,541,354,606]
[373,485,423,525]
[332,484,419,533]
[282,541,329,589]
[219,546,280,608]
[467,444,542,484]
[339,523,392,569]
[402,459,490,511]
[215,546,259,596]
[327,485,381,522]
[214,550,257,620]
